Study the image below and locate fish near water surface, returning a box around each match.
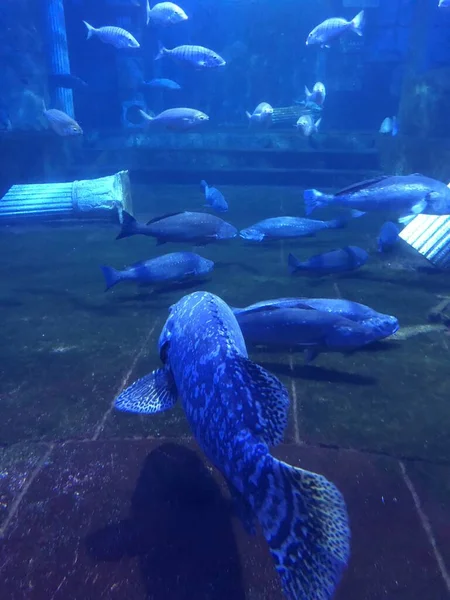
[304,174,450,217]
[44,109,83,136]
[288,246,369,275]
[147,2,188,27]
[83,21,140,49]
[139,107,209,131]
[155,43,226,69]
[201,180,228,213]
[239,216,345,242]
[306,11,364,48]
[100,252,214,291]
[115,291,350,600]
[116,211,237,245]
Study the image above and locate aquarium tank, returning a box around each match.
[1,0,450,599]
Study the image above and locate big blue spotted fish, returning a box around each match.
[115,291,350,600]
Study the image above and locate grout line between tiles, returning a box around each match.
[289,354,301,444]
[399,461,450,593]
[91,324,158,441]
[0,444,54,539]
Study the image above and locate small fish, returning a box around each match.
[44,108,83,136]
[201,180,228,213]
[377,221,399,253]
[303,174,450,217]
[115,291,350,600]
[232,303,395,362]
[116,211,237,245]
[139,107,209,131]
[139,78,181,90]
[379,116,398,136]
[49,73,88,89]
[147,2,188,27]
[304,82,326,106]
[155,43,226,69]
[100,252,214,291]
[245,102,273,128]
[232,297,399,342]
[296,114,321,136]
[288,246,368,275]
[439,0,450,7]
[239,216,345,242]
[306,10,364,48]
[83,21,140,49]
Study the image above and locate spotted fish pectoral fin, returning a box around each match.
[236,356,289,446]
[255,456,350,600]
[115,367,178,414]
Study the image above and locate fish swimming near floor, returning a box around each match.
[377,221,399,253]
[155,43,226,69]
[232,297,399,343]
[115,291,350,600]
[303,174,450,218]
[139,78,181,91]
[116,211,237,245]
[147,2,188,27]
[239,216,345,242]
[288,246,368,275]
[245,102,273,128]
[139,107,209,131]
[201,180,228,213]
[83,21,140,49]
[100,252,214,291]
[49,73,88,90]
[304,82,326,106]
[296,114,321,137]
[232,302,395,362]
[44,108,83,136]
[306,11,364,48]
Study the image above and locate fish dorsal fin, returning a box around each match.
[237,304,283,316]
[335,175,390,196]
[146,212,186,225]
[235,356,289,446]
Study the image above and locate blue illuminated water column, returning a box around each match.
[43,0,74,117]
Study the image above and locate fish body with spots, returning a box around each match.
[115,291,350,600]
[288,246,369,275]
[239,216,345,242]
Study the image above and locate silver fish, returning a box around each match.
[155,43,226,69]
[44,109,83,136]
[304,82,326,106]
[83,21,140,49]
[245,102,273,128]
[306,11,364,48]
[296,114,321,136]
[139,107,209,131]
[147,2,188,27]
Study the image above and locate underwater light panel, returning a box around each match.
[399,214,450,269]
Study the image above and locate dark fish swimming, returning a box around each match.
[201,180,228,213]
[232,297,399,343]
[155,43,226,69]
[240,216,345,242]
[116,211,237,245]
[377,221,399,253]
[115,291,350,600]
[232,301,394,362]
[100,252,214,291]
[304,174,450,218]
[49,73,88,89]
[288,246,368,275]
[139,78,181,90]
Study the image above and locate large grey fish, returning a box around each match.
[240,216,345,242]
[83,21,140,48]
[232,297,399,343]
[44,109,83,136]
[115,291,350,600]
[304,174,450,217]
[245,102,273,128]
[288,246,369,275]
[232,302,390,362]
[139,107,209,131]
[147,2,188,27]
[116,211,237,245]
[306,11,364,48]
[155,43,226,68]
[100,252,214,291]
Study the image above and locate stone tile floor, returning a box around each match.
[1,185,450,598]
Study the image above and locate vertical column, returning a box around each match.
[43,0,74,117]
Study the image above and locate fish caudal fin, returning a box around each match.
[350,10,364,36]
[155,42,167,60]
[303,188,328,216]
[116,211,139,240]
[245,111,252,120]
[83,21,95,40]
[288,252,302,274]
[100,265,122,291]
[139,109,154,124]
[255,456,350,600]
[315,117,322,130]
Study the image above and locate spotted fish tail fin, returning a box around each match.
[255,456,350,600]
